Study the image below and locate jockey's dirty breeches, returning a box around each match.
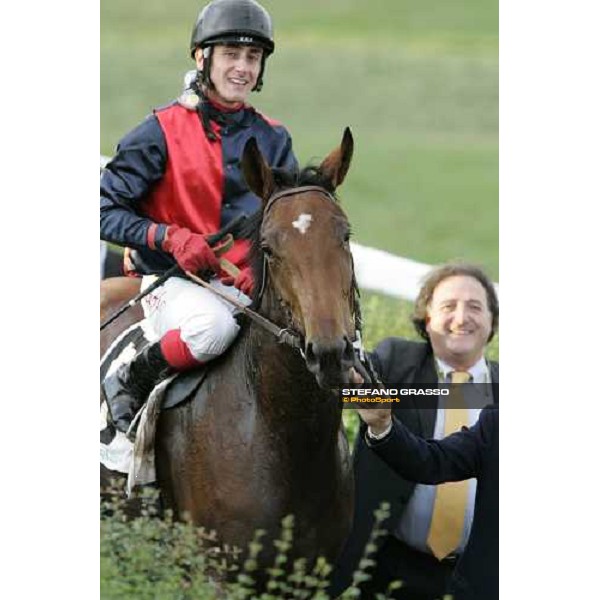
[140,275,251,363]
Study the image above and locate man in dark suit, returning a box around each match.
[357,403,499,600]
[330,263,499,599]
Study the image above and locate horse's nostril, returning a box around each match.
[306,339,353,366]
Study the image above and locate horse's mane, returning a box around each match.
[271,164,337,196]
[239,165,340,308]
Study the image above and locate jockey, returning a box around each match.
[100,0,297,434]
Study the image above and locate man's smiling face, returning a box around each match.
[425,275,492,370]
[198,44,263,108]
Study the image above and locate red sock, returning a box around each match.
[160,329,203,370]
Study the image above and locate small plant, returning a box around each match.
[339,502,394,599]
[101,480,399,599]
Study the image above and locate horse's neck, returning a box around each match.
[243,325,318,402]
[239,324,342,461]
[240,289,339,421]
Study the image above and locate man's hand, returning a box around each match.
[222,266,254,297]
[163,225,220,274]
[349,366,364,386]
[349,367,392,435]
[359,407,392,436]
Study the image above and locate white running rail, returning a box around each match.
[101,156,497,301]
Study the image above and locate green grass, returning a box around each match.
[101,0,498,278]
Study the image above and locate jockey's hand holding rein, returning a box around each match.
[350,367,392,437]
[222,267,254,296]
[163,225,221,274]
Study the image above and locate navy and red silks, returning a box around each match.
[100,100,297,275]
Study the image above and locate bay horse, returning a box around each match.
[100,277,142,357]
[101,128,357,571]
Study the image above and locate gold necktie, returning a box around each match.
[427,370,471,560]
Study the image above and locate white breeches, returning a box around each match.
[140,275,251,363]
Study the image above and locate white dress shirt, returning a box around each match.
[394,356,491,556]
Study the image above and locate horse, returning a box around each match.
[100,237,142,356]
[101,128,358,572]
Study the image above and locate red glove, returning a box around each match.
[162,225,220,274]
[222,267,254,296]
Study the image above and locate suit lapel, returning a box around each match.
[489,360,499,403]
[414,348,438,438]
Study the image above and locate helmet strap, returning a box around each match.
[252,55,267,92]
[184,55,218,142]
[200,46,215,90]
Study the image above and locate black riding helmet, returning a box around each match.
[190,0,274,92]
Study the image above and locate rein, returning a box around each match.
[184,270,304,350]
[200,186,364,357]
[185,187,340,353]
[188,184,381,383]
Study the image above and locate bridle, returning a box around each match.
[185,184,380,382]
[255,186,338,303]
[187,186,360,353]
[254,185,363,351]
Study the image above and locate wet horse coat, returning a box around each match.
[101,129,357,569]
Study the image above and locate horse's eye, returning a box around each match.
[343,231,351,243]
[261,243,273,257]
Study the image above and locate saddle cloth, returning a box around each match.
[100,322,206,495]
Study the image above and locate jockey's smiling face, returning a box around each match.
[196,44,263,108]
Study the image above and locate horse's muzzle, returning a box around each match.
[304,336,355,389]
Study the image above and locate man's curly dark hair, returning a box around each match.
[411,263,499,343]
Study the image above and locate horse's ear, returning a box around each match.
[241,137,275,202]
[319,127,354,190]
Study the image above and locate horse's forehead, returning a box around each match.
[269,192,345,234]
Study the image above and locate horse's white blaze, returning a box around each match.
[292,213,313,234]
